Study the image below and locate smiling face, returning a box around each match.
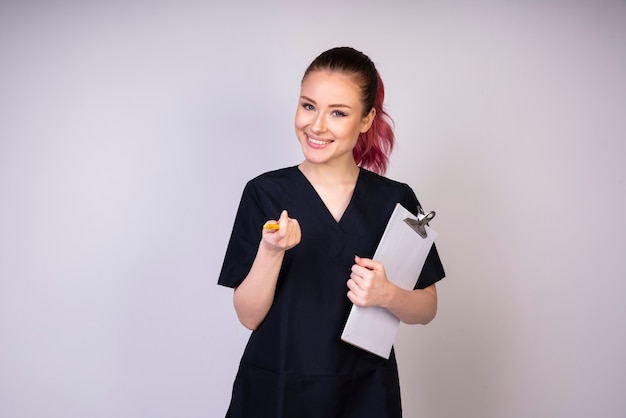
[295,70,375,169]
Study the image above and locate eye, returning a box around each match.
[301,102,315,111]
[332,110,347,117]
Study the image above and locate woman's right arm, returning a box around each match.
[233,210,301,330]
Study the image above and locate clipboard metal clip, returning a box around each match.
[403,211,436,239]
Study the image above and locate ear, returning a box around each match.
[359,107,376,133]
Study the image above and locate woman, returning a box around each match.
[218,46,445,418]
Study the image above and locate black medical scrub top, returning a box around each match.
[218,166,445,418]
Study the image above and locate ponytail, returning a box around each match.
[353,73,394,175]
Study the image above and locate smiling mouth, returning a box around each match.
[307,135,334,146]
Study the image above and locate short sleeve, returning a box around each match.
[399,184,446,290]
[415,244,445,289]
[217,181,266,288]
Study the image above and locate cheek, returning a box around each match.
[294,109,307,130]
[338,122,363,141]
[294,113,309,141]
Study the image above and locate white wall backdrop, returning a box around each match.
[1,1,625,417]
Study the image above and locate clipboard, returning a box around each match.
[340,203,438,359]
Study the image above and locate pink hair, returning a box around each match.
[353,73,394,175]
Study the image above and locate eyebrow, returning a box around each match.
[300,95,352,109]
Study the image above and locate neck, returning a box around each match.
[298,160,360,186]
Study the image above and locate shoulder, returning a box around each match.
[243,166,299,192]
[360,168,407,187]
[359,168,421,215]
[359,168,415,196]
[248,166,298,185]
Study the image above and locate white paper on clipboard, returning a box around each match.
[340,203,438,359]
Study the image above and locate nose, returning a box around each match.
[311,113,326,134]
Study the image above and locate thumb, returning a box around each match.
[277,210,290,228]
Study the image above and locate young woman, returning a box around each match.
[218,46,445,418]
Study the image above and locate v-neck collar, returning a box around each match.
[293,165,363,229]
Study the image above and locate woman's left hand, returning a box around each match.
[347,255,394,307]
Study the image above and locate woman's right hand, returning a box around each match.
[262,210,301,251]
[233,209,301,330]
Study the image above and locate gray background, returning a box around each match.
[1,0,625,417]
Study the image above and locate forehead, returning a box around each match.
[300,70,363,105]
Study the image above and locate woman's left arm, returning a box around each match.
[347,255,437,325]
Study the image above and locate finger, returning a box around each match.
[354,255,381,271]
[346,281,362,299]
[351,265,371,282]
[349,274,365,286]
[288,218,302,244]
[347,289,365,307]
[267,210,285,237]
[346,290,357,305]
[280,210,296,233]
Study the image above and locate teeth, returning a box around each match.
[309,136,332,145]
